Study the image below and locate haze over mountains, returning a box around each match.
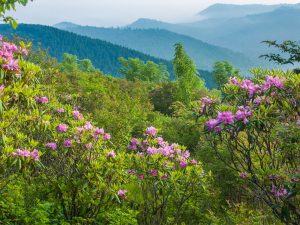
[128,3,300,58]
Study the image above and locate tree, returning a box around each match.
[173,43,204,105]
[0,0,31,28]
[212,61,239,89]
[119,57,169,82]
[260,40,300,65]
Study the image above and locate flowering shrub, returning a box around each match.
[126,127,209,224]
[0,36,132,223]
[203,71,300,224]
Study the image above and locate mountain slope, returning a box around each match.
[54,23,256,72]
[0,24,174,77]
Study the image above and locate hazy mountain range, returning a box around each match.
[54,22,256,72]
[128,3,300,58]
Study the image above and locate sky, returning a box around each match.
[9,0,300,27]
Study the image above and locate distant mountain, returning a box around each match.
[127,4,300,61]
[197,3,298,19]
[54,22,256,72]
[0,24,173,77]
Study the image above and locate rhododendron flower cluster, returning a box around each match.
[57,124,68,133]
[12,148,39,161]
[118,189,127,199]
[229,75,285,97]
[128,127,199,180]
[207,107,253,132]
[46,142,57,150]
[72,110,83,120]
[271,185,288,198]
[0,36,28,72]
[35,96,49,104]
[56,108,65,113]
[201,96,214,111]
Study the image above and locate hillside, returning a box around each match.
[0,24,174,77]
[54,22,255,72]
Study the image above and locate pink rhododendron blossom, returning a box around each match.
[117,189,127,199]
[85,143,93,149]
[146,126,157,136]
[191,159,198,165]
[35,96,49,104]
[46,142,57,150]
[57,124,68,132]
[72,110,83,120]
[229,77,240,85]
[217,112,235,124]
[107,151,116,158]
[239,172,248,179]
[0,84,4,93]
[150,169,158,176]
[84,121,93,130]
[56,108,65,113]
[147,147,157,155]
[201,96,214,111]
[161,174,168,180]
[128,138,139,150]
[138,174,145,180]
[12,148,39,161]
[179,160,187,168]
[262,76,284,90]
[271,185,287,198]
[64,140,73,148]
[235,106,252,124]
[206,119,219,131]
[94,127,105,135]
[103,133,111,141]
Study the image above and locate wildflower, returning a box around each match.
[201,96,214,111]
[128,138,139,150]
[262,76,284,90]
[235,106,252,124]
[146,126,157,136]
[46,142,57,150]
[11,148,39,161]
[229,76,240,85]
[57,124,68,133]
[0,84,4,93]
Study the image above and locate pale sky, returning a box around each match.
[9,0,300,27]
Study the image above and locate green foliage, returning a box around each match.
[0,0,30,28]
[261,40,300,65]
[119,57,169,82]
[173,43,205,105]
[212,60,240,89]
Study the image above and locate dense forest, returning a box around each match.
[0,1,299,225]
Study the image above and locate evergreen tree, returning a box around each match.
[173,43,204,105]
